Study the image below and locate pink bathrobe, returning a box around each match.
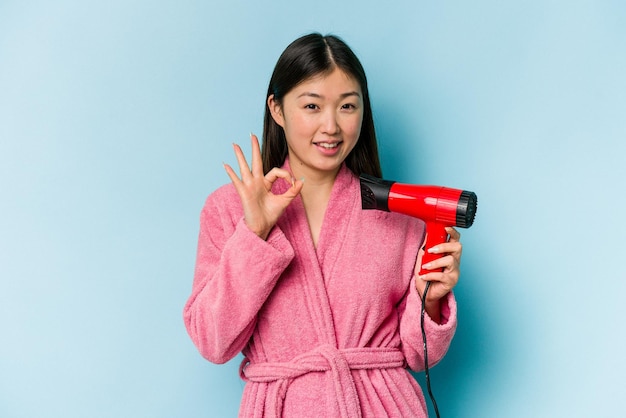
[184,161,457,417]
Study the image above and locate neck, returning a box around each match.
[301,171,335,202]
[291,163,341,214]
[289,163,341,196]
[300,177,334,203]
[294,166,340,250]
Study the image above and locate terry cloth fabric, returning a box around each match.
[184,160,457,417]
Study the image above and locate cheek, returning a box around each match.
[345,114,364,138]
[284,113,312,137]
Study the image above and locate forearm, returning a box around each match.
[399,278,457,371]
[184,217,294,363]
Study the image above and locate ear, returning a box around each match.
[267,94,285,128]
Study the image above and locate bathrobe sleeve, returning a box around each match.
[398,275,458,371]
[183,185,295,364]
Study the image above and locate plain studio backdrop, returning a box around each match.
[1,1,624,417]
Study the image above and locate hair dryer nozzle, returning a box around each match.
[360,174,395,211]
[456,190,478,228]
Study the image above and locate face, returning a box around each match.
[268,68,364,180]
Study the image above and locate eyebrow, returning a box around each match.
[297,91,361,100]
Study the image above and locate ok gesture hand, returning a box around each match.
[223,134,303,240]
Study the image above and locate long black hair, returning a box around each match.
[261,33,382,178]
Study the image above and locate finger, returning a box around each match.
[265,167,295,187]
[282,178,304,198]
[417,271,445,286]
[416,272,450,301]
[232,143,252,181]
[418,266,459,287]
[427,240,462,256]
[250,133,264,177]
[266,168,304,199]
[445,226,461,242]
[421,254,457,273]
[223,162,243,188]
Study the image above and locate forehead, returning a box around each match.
[290,68,362,97]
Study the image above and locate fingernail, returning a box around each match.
[422,262,432,270]
[428,246,439,254]
[300,177,305,183]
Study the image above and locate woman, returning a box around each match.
[184,33,462,417]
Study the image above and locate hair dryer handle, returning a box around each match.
[419,222,449,276]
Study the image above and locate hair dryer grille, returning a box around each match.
[456,190,478,228]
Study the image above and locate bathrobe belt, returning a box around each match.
[240,345,407,418]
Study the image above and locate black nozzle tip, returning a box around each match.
[359,174,395,212]
[456,191,478,228]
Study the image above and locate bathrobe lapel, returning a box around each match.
[315,165,357,287]
[274,163,357,348]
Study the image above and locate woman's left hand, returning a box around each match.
[414,226,462,322]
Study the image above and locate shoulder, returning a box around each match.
[200,183,243,223]
[206,182,239,204]
[363,209,426,238]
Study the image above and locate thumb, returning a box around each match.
[281,178,304,200]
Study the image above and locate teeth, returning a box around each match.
[317,142,338,149]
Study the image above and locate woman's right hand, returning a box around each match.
[223,133,303,240]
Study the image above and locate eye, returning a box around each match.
[304,104,319,110]
[341,103,357,110]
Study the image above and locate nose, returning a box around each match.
[321,109,340,135]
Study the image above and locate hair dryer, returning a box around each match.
[359,174,477,276]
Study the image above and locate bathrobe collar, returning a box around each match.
[272,158,359,346]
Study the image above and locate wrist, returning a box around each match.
[416,280,443,324]
[251,224,272,241]
[424,299,442,324]
[244,218,271,241]
[251,226,270,241]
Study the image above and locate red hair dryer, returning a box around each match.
[360,174,477,275]
[360,173,477,417]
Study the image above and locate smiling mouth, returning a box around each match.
[314,142,341,149]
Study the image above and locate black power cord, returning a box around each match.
[421,280,441,418]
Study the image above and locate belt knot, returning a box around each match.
[240,345,406,418]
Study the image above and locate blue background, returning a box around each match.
[1,1,625,417]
